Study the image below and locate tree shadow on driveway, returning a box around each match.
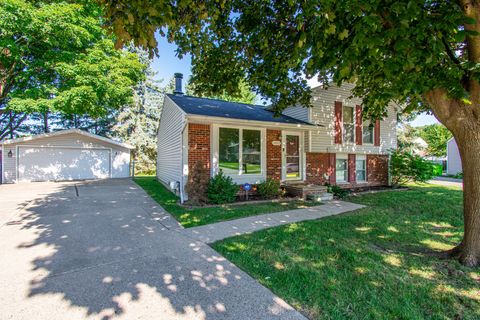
[0,179,303,320]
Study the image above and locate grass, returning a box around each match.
[134,176,318,228]
[213,184,480,320]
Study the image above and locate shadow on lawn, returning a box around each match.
[214,185,480,319]
[3,179,297,319]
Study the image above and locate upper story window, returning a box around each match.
[363,121,374,144]
[343,106,354,143]
[219,127,262,175]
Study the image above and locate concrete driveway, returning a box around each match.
[0,179,305,320]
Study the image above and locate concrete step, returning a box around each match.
[306,192,333,202]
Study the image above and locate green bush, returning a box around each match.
[431,164,443,176]
[207,171,238,204]
[326,184,350,199]
[257,179,281,199]
[390,150,435,186]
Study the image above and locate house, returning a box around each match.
[1,129,133,183]
[156,74,397,202]
[447,137,462,175]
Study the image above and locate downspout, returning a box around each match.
[179,120,188,204]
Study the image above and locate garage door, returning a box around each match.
[18,146,111,182]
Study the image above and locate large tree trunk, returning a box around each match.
[452,130,480,266]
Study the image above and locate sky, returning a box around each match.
[152,36,440,128]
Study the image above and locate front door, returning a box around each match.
[282,132,302,181]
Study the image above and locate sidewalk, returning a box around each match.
[429,176,463,188]
[181,200,365,243]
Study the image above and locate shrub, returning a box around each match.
[431,164,443,176]
[453,172,464,179]
[185,161,209,205]
[207,170,238,204]
[390,150,435,186]
[326,184,350,199]
[257,179,281,199]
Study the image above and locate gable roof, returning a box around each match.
[166,94,315,126]
[0,129,134,149]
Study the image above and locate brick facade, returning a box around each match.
[306,152,333,184]
[188,123,211,173]
[367,154,389,185]
[266,129,282,180]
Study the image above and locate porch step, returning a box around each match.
[306,192,334,202]
[284,183,329,199]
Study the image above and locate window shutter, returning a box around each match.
[334,101,342,144]
[355,105,362,145]
[329,153,336,184]
[348,154,356,183]
[374,120,381,146]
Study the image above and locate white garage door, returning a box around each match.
[18,146,111,182]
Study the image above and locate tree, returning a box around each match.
[112,48,164,174]
[186,78,257,104]
[101,1,480,266]
[0,0,145,139]
[417,124,453,157]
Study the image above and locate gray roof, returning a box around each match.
[167,94,312,125]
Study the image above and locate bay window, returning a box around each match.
[219,127,262,175]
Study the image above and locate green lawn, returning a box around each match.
[134,176,317,228]
[213,184,480,319]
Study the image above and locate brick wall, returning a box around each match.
[306,153,332,184]
[266,129,282,180]
[188,123,211,174]
[367,154,389,185]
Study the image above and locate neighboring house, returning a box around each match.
[412,137,428,156]
[157,75,397,202]
[1,129,133,183]
[447,137,462,175]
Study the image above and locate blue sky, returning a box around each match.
[152,37,439,128]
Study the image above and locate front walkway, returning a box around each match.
[181,201,365,243]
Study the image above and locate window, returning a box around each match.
[336,158,348,182]
[363,121,374,144]
[242,130,261,174]
[356,158,366,182]
[219,128,240,174]
[219,127,262,175]
[343,106,354,143]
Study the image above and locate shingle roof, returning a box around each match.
[167,94,313,125]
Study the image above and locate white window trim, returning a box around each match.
[211,124,266,182]
[342,105,355,145]
[336,154,348,183]
[356,155,367,183]
[362,121,375,145]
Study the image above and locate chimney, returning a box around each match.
[174,73,183,95]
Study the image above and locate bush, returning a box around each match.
[207,171,238,204]
[257,179,281,199]
[185,161,209,205]
[431,164,443,176]
[390,150,435,186]
[326,184,350,199]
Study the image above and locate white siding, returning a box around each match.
[156,96,186,188]
[309,83,397,154]
[282,106,310,122]
[2,132,131,183]
[447,138,462,175]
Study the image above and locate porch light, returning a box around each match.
[7,150,12,158]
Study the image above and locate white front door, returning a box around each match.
[282,132,303,181]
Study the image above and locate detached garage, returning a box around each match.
[1,129,133,183]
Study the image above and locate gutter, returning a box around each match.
[185,115,322,130]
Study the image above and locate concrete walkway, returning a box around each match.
[182,201,365,243]
[429,176,463,189]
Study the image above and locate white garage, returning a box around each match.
[1,129,133,183]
